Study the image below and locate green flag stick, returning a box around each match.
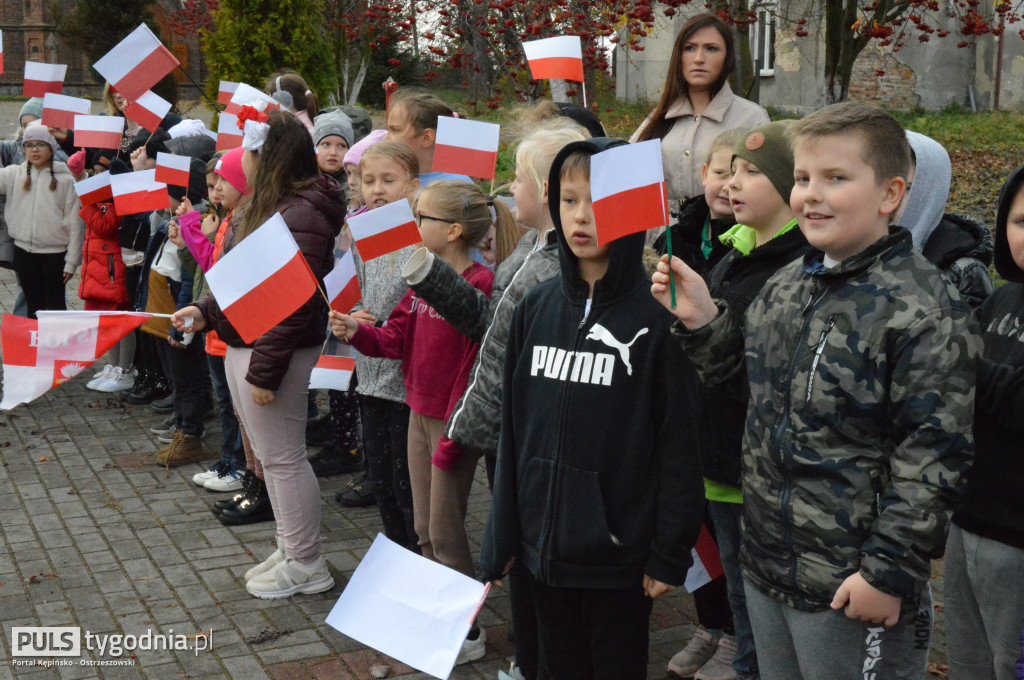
[664,223,677,309]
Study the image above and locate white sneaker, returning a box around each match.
[192,466,222,486]
[245,536,286,582]
[86,364,114,390]
[204,469,245,492]
[95,367,136,393]
[245,555,334,598]
[455,627,486,665]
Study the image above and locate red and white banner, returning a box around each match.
[111,169,169,215]
[591,139,668,245]
[216,113,243,151]
[308,354,356,391]
[154,152,191,187]
[323,250,361,314]
[24,62,67,97]
[348,199,420,261]
[73,171,113,206]
[0,30,4,74]
[224,83,280,116]
[205,212,318,344]
[217,80,239,105]
[41,93,90,129]
[1,312,151,410]
[125,90,172,133]
[433,117,500,180]
[93,24,179,101]
[523,36,584,82]
[73,115,124,149]
[683,524,725,593]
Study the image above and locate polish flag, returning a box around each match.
[73,115,124,149]
[0,30,4,74]
[24,62,67,97]
[323,250,361,313]
[683,525,725,593]
[224,83,280,115]
[348,199,420,261]
[111,169,169,215]
[41,93,91,130]
[308,355,356,391]
[523,36,584,82]
[591,139,668,245]
[125,90,172,133]
[216,113,243,151]
[73,172,113,206]
[155,152,191,187]
[205,212,319,344]
[1,311,151,410]
[93,24,180,101]
[217,80,239,105]
[433,117,500,180]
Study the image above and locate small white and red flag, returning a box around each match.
[73,115,124,149]
[591,139,668,245]
[154,152,191,187]
[205,212,319,344]
[523,36,584,82]
[41,93,91,130]
[73,171,113,206]
[125,90,172,133]
[308,354,356,391]
[217,80,239,105]
[23,62,67,97]
[433,117,500,180]
[224,83,280,116]
[683,525,725,593]
[111,169,169,215]
[93,24,179,101]
[348,199,420,262]
[216,113,243,151]
[323,250,361,314]
[0,30,4,74]
[1,311,151,410]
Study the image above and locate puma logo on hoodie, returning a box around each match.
[530,324,649,385]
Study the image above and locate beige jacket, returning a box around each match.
[0,162,84,274]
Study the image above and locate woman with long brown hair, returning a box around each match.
[173,109,346,598]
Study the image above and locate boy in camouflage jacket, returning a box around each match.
[652,102,981,679]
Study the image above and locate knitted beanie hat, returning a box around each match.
[732,120,796,203]
[22,120,59,155]
[214,147,250,195]
[339,105,372,143]
[19,98,44,125]
[313,109,354,148]
[342,129,387,169]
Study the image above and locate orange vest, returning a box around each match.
[204,212,232,357]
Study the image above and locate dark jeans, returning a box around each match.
[329,386,360,451]
[158,338,208,438]
[13,247,66,318]
[208,354,244,469]
[693,506,735,635]
[509,563,546,680]
[709,500,760,680]
[359,395,417,551]
[526,569,653,680]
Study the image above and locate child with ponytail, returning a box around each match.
[266,70,319,130]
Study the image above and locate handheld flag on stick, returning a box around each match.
[217,81,239,105]
[215,113,242,151]
[433,117,501,180]
[309,355,356,391]
[23,62,67,97]
[125,90,172,133]
[73,172,113,206]
[0,30,4,74]
[73,115,123,149]
[93,24,179,101]
[347,199,420,261]
[41,93,90,129]
[224,83,280,116]
[154,152,192,187]
[110,169,169,214]
[523,36,584,82]
[323,251,361,314]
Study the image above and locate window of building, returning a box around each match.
[750,2,777,77]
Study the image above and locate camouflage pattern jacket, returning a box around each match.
[673,227,981,619]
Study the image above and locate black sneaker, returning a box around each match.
[336,472,375,507]
[309,446,364,478]
[212,470,254,515]
[151,392,175,413]
[122,370,155,404]
[218,477,273,525]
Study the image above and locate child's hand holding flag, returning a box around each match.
[650,254,719,329]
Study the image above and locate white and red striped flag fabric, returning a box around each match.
[205,212,319,344]
[308,355,356,391]
[1,311,151,410]
[93,24,179,101]
[217,80,239,105]
[433,117,500,180]
[523,36,584,82]
[591,139,668,245]
[224,83,279,116]
[348,199,420,261]
[111,169,169,215]
[41,93,90,129]
[24,62,67,97]
[216,113,242,151]
[0,30,4,74]
[125,90,172,133]
[73,172,113,206]
[323,250,361,313]
[154,152,191,187]
[683,525,725,593]
[73,115,124,149]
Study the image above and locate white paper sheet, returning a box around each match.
[325,534,490,679]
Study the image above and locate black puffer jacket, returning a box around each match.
[652,193,733,281]
[921,212,994,310]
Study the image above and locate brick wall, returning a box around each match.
[847,45,921,111]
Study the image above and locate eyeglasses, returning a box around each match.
[23,142,49,151]
[415,213,454,227]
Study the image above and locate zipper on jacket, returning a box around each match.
[804,315,836,406]
[108,254,116,283]
[870,470,883,518]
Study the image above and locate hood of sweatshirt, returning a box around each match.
[901,131,951,250]
[920,212,994,269]
[292,173,348,236]
[994,163,1024,283]
[547,137,648,307]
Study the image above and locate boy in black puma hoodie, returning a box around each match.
[479,138,704,679]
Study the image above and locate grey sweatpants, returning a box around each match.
[745,578,932,680]
[945,524,1024,680]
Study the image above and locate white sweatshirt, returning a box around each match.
[0,161,85,274]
